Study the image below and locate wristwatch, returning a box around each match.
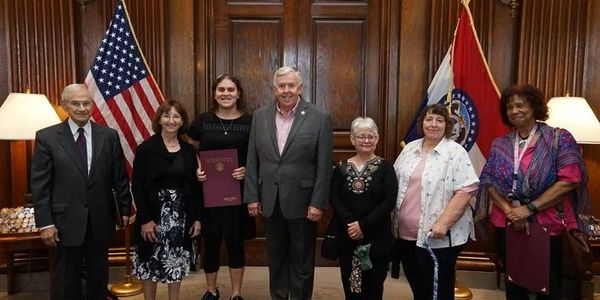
[527,202,538,214]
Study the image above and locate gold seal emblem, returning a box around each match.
[215,162,225,172]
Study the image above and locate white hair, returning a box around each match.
[273,66,302,86]
[61,83,91,103]
[350,117,378,136]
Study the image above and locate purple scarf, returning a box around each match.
[475,122,591,231]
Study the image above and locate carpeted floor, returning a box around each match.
[1,266,509,299]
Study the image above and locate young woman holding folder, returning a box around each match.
[188,74,254,300]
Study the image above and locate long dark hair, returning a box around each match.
[210,74,245,112]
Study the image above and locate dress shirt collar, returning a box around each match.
[276,98,300,118]
[67,118,92,137]
[414,137,451,155]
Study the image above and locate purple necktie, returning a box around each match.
[76,127,87,170]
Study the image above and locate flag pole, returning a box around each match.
[453,1,473,299]
[109,220,142,296]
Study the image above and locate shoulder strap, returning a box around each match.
[553,127,567,226]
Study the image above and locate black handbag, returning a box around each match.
[321,216,339,260]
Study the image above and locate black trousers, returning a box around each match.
[395,238,463,300]
[264,200,317,300]
[50,220,109,300]
[495,227,562,300]
[339,251,388,300]
[202,231,246,273]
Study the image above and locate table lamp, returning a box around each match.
[0,90,61,205]
[545,95,600,144]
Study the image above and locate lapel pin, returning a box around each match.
[301,111,306,115]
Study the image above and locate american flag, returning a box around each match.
[85,0,164,175]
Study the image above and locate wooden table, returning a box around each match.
[0,233,46,294]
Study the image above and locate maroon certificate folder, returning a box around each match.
[199,149,241,208]
[505,222,550,294]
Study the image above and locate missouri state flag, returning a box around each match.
[403,0,506,174]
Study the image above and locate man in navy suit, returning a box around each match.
[31,84,131,300]
[245,66,333,299]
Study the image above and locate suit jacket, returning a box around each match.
[244,100,333,219]
[31,120,131,246]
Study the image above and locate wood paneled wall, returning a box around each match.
[518,0,589,97]
[1,0,600,272]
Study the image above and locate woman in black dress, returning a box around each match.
[188,74,253,300]
[330,116,398,300]
[132,100,202,300]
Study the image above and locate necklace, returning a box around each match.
[218,117,234,135]
[163,139,179,148]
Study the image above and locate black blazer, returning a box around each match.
[131,134,202,258]
[31,121,132,246]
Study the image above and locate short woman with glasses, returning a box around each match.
[132,100,202,300]
[392,104,479,300]
[330,117,398,300]
[188,74,253,300]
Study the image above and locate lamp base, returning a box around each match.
[109,275,143,297]
[455,280,473,299]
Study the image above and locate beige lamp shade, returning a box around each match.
[0,92,62,140]
[545,96,600,144]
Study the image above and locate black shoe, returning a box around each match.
[230,296,243,300]
[201,288,220,300]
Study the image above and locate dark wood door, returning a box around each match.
[208,0,384,265]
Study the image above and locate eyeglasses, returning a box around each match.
[161,114,182,121]
[66,100,93,108]
[354,135,378,142]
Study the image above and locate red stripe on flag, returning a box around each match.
[91,102,108,126]
[147,76,164,108]
[105,98,138,155]
[132,80,158,122]
[120,88,151,140]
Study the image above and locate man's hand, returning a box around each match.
[248,202,262,217]
[307,206,322,222]
[118,216,129,229]
[40,227,59,247]
[232,167,245,180]
[141,220,159,242]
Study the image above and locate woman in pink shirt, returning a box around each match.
[475,84,591,300]
[392,104,479,300]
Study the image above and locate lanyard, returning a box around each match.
[512,124,538,192]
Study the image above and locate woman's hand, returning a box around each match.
[141,221,159,242]
[510,219,530,234]
[196,168,207,182]
[189,221,201,238]
[347,221,363,240]
[506,205,533,223]
[429,222,449,239]
[232,166,245,180]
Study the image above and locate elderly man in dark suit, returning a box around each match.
[31,83,131,300]
[244,66,333,300]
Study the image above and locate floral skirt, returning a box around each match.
[132,188,194,283]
